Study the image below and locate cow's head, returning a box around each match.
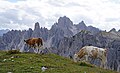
[73,54,79,62]
[24,39,29,45]
[104,48,108,57]
[23,40,26,46]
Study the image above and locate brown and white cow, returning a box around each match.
[74,46,107,69]
[24,38,43,53]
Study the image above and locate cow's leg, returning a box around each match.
[37,48,39,54]
[33,47,37,53]
[103,58,107,69]
[105,60,107,69]
[99,56,107,69]
[27,46,31,52]
[27,47,29,52]
[38,45,42,54]
[36,47,38,54]
[27,49,30,52]
[99,58,102,68]
[36,46,40,54]
[36,44,39,54]
[36,46,39,54]
[33,48,36,53]
[90,58,95,64]
[38,45,40,53]
[85,55,89,63]
[103,61,106,69]
[100,58,106,68]
[34,45,37,53]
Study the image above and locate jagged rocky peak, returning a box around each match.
[75,20,87,31]
[34,22,40,30]
[77,21,86,27]
[58,16,73,27]
[28,28,33,31]
[109,28,116,32]
[79,21,85,25]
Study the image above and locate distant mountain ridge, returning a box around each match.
[0,29,9,36]
[0,16,120,72]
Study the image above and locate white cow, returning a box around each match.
[74,46,107,69]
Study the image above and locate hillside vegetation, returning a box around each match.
[0,51,118,73]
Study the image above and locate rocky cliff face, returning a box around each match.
[2,30,24,50]
[47,16,100,48]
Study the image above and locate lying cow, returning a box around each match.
[74,46,107,69]
[24,38,43,53]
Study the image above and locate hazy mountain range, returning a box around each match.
[0,29,9,36]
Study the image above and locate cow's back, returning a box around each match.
[97,48,106,58]
[25,38,43,46]
[29,38,36,45]
[83,46,99,58]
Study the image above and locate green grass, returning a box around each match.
[0,51,118,73]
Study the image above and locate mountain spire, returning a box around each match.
[34,22,40,30]
[57,16,73,27]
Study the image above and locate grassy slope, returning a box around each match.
[0,51,118,73]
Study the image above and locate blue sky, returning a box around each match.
[0,0,120,31]
[6,0,26,3]
[7,0,18,3]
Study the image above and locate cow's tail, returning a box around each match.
[41,40,43,46]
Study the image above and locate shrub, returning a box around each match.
[79,62,94,67]
[6,49,21,55]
